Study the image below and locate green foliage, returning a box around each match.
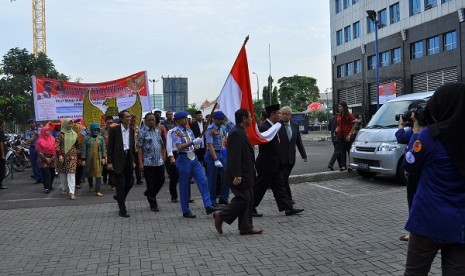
[0,48,69,124]
[253,99,265,121]
[186,104,198,117]
[278,75,320,112]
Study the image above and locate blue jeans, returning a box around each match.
[175,154,212,214]
[204,152,229,204]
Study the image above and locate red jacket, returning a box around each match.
[336,112,355,139]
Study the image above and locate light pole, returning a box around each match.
[252,72,259,101]
[324,87,331,132]
[367,10,380,110]
[148,79,159,109]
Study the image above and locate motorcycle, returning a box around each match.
[5,143,26,172]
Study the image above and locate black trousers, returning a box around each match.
[220,183,253,231]
[328,141,342,168]
[114,154,134,215]
[133,153,142,183]
[337,138,352,167]
[280,163,294,201]
[0,158,5,186]
[40,167,55,190]
[143,165,165,208]
[254,170,292,212]
[406,174,419,210]
[166,151,179,200]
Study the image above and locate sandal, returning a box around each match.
[70,193,77,200]
[399,234,409,241]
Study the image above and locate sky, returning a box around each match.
[0,0,331,108]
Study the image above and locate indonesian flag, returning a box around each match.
[216,38,281,145]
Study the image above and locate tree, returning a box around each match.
[262,76,279,106]
[0,48,69,124]
[278,75,320,112]
[253,99,265,121]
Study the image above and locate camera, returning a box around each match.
[395,103,433,126]
[395,111,412,122]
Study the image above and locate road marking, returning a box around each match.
[0,198,62,202]
[310,183,403,197]
[312,184,352,195]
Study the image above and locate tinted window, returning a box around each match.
[367,100,412,128]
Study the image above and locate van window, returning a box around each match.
[366,100,412,128]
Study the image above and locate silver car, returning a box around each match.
[349,92,433,185]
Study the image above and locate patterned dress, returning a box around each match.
[55,132,78,174]
[82,135,105,177]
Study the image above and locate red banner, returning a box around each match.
[32,71,151,121]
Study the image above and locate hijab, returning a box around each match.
[427,82,465,177]
[35,126,56,155]
[89,123,100,138]
[61,119,77,154]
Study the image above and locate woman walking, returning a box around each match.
[56,119,79,200]
[336,101,354,171]
[81,123,106,197]
[36,125,56,194]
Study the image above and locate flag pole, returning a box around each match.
[200,102,219,137]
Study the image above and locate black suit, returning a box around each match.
[278,120,307,200]
[107,124,135,215]
[254,120,293,212]
[219,125,255,231]
[190,121,206,164]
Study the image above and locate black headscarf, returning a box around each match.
[427,82,465,177]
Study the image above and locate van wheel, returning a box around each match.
[396,161,407,186]
[356,170,377,179]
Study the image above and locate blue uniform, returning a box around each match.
[402,127,465,243]
[204,123,229,204]
[25,128,42,182]
[171,126,212,215]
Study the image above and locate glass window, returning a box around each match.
[367,17,376,33]
[353,21,360,39]
[346,62,354,76]
[380,51,390,67]
[336,29,343,46]
[410,0,421,15]
[441,0,451,3]
[424,0,437,10]
[427,36,440,55]
[390,3,400,24]
[354,60,361,74]
[444,31,457,51]
[352,0,360,4]
[368,55,377,70]
[336,0,343,13]
[411,41,424,59]
[378,9,388,28]
[337,65,345,78]
[392,48,402,64]
[344,26,351,42]
[344,0,351,9]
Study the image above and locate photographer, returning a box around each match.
[395,100,426,242]
[402,83,465,275]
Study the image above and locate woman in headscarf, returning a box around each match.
[81,123,106,197]
[35,125,56,194]
[402,82,465,275]
[72,122,85,189]
[336,101,354,171]
[55,119,78,200]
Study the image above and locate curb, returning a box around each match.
[289,170,357,184]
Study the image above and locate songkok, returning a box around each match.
[265,104,280,113]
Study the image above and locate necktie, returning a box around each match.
[286,123,292,140]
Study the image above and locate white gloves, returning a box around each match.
[193,137,202,148]
[214,160,223,167]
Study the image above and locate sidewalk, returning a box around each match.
[300,130,331,142]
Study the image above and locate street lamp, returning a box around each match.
[324,87,331,132]
[148,79,159,110]
[367,9,380,111]
[252,72,259,101]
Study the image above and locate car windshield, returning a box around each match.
[366,100,412,128]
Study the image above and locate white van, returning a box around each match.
[349,91,433,185]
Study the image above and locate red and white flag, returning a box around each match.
[216,38,281,145]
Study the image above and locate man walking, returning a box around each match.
[190,110,206,165]
[253,104,303,217]
[138,113,166,212]
[107,110,136,218]
[25,118,42,183]
[278,106,307,203]
[213,109,262,235]
[101,116,115,190]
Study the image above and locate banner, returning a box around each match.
[32,71,151,121]
[379,82,397,104]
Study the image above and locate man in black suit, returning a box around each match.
[107,110,136,218]
[190,111,206,165]
[278,106,307,203]
[213,109,262,235]
[253,104,304,217]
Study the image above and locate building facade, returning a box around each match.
[162,77,188,112]
[150,94,163,110]
[330,0,463,118]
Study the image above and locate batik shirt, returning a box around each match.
[171,126,195,153]
[205,123,225,151]
[138,125,164,166]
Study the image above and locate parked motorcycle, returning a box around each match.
[5,143,26,172]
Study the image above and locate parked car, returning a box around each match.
[349,92,434,185]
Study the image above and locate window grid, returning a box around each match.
[380,51,390,67]
[378,9,388,28]
[411,41,424,59]
[390,3,400,24]
[427,36,440,55]
[336,30,343,46]
[444,31,457,51]
[344,26,352,42]
[368,55,377,70]
[353,21,360,39]
[392,48,402,64]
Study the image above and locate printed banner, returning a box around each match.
[379,82,397,104]
[32,71,151,121]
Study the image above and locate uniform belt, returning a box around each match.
[214,150,222,153]
[178,152,187,155]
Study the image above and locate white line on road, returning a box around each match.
[0,198,62,202]
[312,184,352,196]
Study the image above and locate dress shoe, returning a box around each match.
[113,195,118,201]
[150,207,160,212]
[183,212,196,218]
[251,210,263,217]
[75,184,81,189]
[290,199,296,205]
[0,185,8,189]
[44,189,50,194]
[348,167,353,172]
[136,180,143,185]
[285,208,304,216]
[95,192,103,197]
[240,227,263,235]
[213,211,223,234]
[399,234,409,241]
[119,212,130,218]
[171,199,179,203]
[327,164,334,171]
[340,166,347,171]
[206,205,219,215]
[218,200,229,206]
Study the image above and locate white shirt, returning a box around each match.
[166,128,177,157]
[121,124,130,150]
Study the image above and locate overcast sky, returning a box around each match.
[0,0,331,107]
